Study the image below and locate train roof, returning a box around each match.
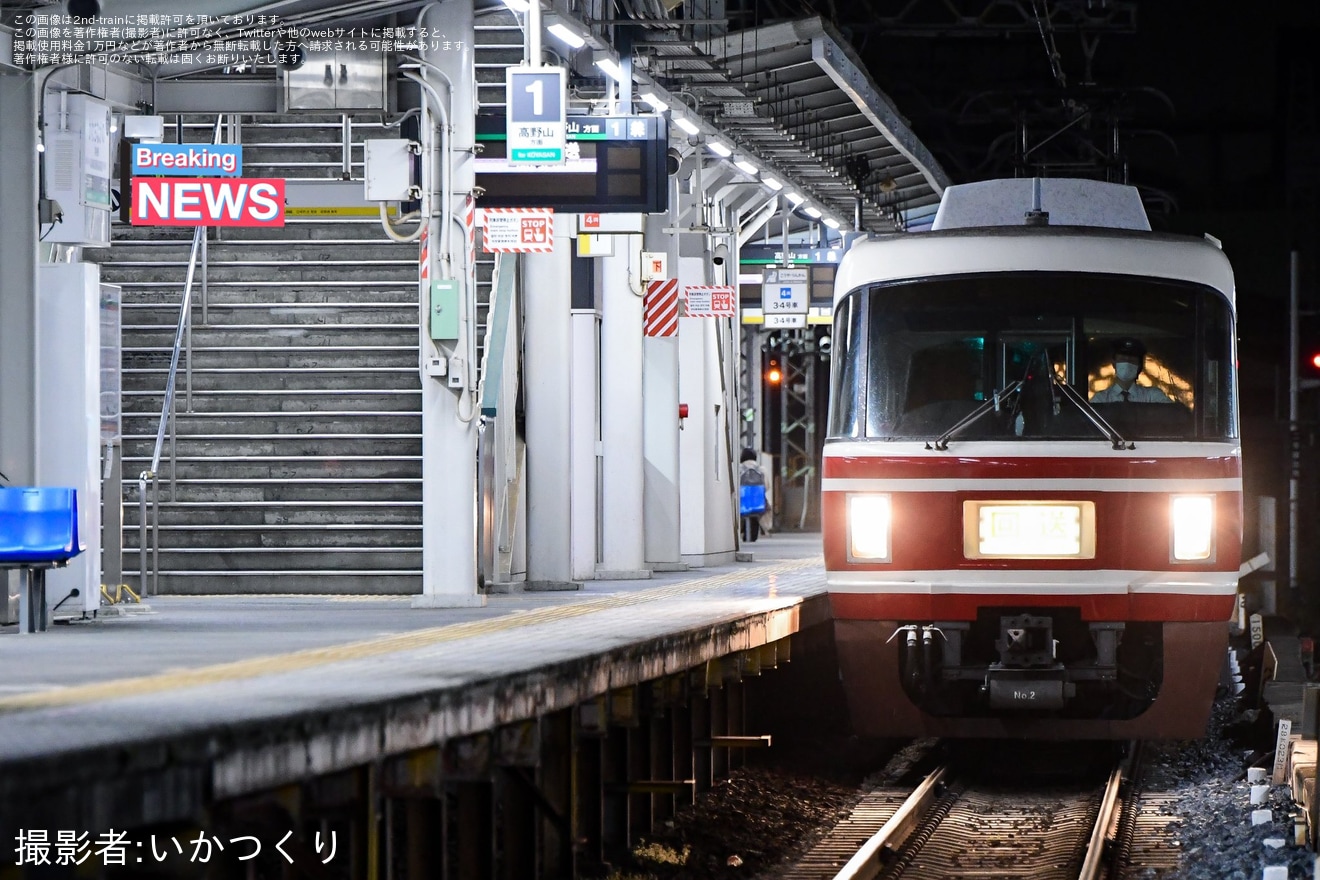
[833,225,1236,308]
[931,178,1152,231]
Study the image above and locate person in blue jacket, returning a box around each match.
[739,448,767,542]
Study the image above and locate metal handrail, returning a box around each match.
[136,116,223,598]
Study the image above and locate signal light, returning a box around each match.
[766,358,782,385]
[1311,352,1320,371]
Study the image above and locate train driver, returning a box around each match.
[1090,337,1174,403]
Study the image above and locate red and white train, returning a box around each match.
[823,178,1240,739]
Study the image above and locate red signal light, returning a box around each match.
[1311,353,1320,371]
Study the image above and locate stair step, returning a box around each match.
[122,414,420,436]
[124,526,420,550]
[121,480,421,504]
[120,458,420,480]
[124,306,420,327]
[112,278,415,289]
[125,573,422,595]
[123,547,420,565]
[123,368,418,392]
[121,431,419,447]
[122,347,416,370]
[122,501,417,522]
[122,394,420,417]
[125,327,416,347]
[122,507,421,528]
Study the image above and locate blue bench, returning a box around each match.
[0,488,84,633]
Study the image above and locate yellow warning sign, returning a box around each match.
[284,206,399,218]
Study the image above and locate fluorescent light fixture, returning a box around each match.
[640,91,668,112]
[673,116,700,136]
[762,176,782,191]
[707,141,732,157]
[803,206,822,219]
[502,0,530,11]
[546,22,586,49]
[823,217,840,229]
[786,192,804,206]
[594,53,625,82]
[734,158,758,175]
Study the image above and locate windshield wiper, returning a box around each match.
[929,370,1135,451]
[929,380,1022,450]
[1049,377,1134,450]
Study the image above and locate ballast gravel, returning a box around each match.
[1146,694,1316,880]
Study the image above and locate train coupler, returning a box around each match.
[984,666,1076,709]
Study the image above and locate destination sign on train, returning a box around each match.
[130,143,243,177]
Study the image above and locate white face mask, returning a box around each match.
[1115,362,1140,383]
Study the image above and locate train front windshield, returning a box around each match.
[828,272,1238,441]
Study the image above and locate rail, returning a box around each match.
[827,746,1135,880]
[1076,745,1136,880]
[830,765,949,880]
[136,116,223,598]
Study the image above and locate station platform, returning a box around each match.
[0,533,827,839]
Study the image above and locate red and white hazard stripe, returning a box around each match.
[464,195,476,272]
[419,225,429,282]
[644,279,679,337]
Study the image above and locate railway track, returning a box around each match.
[781,740,1178,880]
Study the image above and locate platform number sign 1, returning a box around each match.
[506,66,567,164]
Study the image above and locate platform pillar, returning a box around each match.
[690,689,712,793]
[414,0,484,608]
[677,257,738,566]
[0,71,38,486]
[597,230,648,579]
[540,710,575,877]
[643,213,684,571]
[455,782,493,880]
[525,214,579,589]
[404,800,443,879]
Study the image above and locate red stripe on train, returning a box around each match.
[822,454,1239,481]
[829,591,1236,623]
[822,489,1242,574]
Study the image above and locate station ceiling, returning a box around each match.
[4,0,955,234]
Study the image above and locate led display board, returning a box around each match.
[474,114,668,214]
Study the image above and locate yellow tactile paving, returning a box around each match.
[0,556,821,713]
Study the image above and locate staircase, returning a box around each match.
[99,8,527,595]
[100,116,424,593]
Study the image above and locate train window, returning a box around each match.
[841,272,1237,442]
[827,293,864,437]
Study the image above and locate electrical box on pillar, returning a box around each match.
[41,92,112,247]
[364,139,419,201]
[429,279,460,342]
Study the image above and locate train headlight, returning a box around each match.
[1171,495,1215,561]
[848,494,892,562]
